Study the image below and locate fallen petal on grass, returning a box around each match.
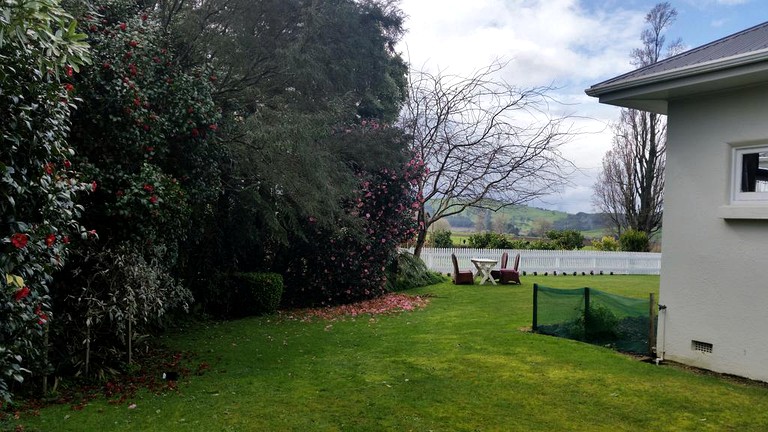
[280,293,431,322]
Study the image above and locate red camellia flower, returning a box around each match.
[64,83,74,92]
[64,159,72,168]
[141,14,148,21]
[35,305,48,325]
[149,195,159,204]
[103,61,111,69]
[133,97,141,107]
[44,162,55,174]
[119,22,127,31]
[208,123,218,131]
[11,233,28,249]
[191,128,199,137]
[91,181,98,192]
[62,236,70,244]
[129,40,138,47]
[145,146,154,153]
[129,63,137,76]
[14,286,31,301]
[45,234,56,247]
[64,65,74,77]
[143,184,154,192]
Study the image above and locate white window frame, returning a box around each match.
[719,141,768,219]
[731,144,768,203]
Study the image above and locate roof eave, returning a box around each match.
[586,51,768,115]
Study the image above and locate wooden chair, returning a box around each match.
[451,253,474,285]
[490,252,521,285]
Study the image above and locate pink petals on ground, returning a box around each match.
[281,293,430,322]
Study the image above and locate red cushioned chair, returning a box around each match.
[451,253,474,285]
[490,252,521,285]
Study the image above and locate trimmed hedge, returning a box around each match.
[229,272,284,317]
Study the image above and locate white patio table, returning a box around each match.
[471,257,498,285]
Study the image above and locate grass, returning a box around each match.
[8,275,768,431]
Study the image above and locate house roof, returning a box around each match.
[586,21,768,114]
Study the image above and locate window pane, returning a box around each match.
[740,151,768,192]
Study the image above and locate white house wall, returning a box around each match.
[661,83,768,381]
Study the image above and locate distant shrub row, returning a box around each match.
[429,229,650,252]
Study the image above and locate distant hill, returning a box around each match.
[425,200,611,238]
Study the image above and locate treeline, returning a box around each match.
[1,0,417,401]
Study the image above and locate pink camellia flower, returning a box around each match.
[149,195,159,204]
[45,234,56,247]
[64,159,72,168]
[14,286,30,301]
[87,229,97,237]
[44,162,55,175]
[62,236,70,244]
[35,305,48,325]
[64,83,74,92]
[64,65,74,77]
[208,123,218,131]
[91,181,98,192]
[11,233,28,249]
[141,14,148,21]
[143,184,154,193]
[128,40,138,48]
[119,22,127,31]
[191,128,199,137]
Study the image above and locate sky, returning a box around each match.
[395,0,768,214]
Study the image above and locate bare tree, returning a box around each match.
[400,60,574,257]
[592,2,682,238]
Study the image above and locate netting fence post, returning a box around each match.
[583,287,590,340]
[532,283,538,331]
[649,293,656,357]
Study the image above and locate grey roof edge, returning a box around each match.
[585,47,768,97]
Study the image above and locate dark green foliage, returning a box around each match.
[467,232,556,250]
[578,304,619,341]
[230,273,284,317]
[386,251,444,291]
[619,229,650,252]
[0,0,91,402]
[429,229,453,248]
[545,229,585,250]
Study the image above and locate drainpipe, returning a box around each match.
[656,304,667,365]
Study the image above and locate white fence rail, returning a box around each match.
[406,248,662,276]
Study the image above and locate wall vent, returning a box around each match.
[692,340,713,353]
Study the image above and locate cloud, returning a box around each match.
[397,0,655,214]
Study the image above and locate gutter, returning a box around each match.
[586,47,768,97]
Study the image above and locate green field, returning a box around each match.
[10,275,768,431]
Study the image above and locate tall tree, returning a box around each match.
[400,60,574,257]
[592,2,682,238]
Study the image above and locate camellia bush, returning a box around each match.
[0,0,91,401]
[282,124,424,307]
[50,0,221,377]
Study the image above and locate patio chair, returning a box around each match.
[490,252,521,285]
[451,253,474,285]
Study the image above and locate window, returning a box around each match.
[719,143,768,219]
[732,145,768,203]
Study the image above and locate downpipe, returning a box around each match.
[655,304,667,365]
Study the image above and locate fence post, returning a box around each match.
[583,287,590,340]
[649,293,656,357]
[532,284,538,331]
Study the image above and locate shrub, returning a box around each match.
[429,229,453,248]
[592,236,619,251]
[528,240,557,250]
[0,0,91,401]
[230,273,284,317]
[619,229,649,252]
[546,230,584,250]
[386,251,444,291]
[467,232,515,249]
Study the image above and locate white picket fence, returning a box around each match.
[405,248,662,275]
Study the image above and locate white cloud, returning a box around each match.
[397,0,648,213]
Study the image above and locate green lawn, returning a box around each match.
[9,275,768,431]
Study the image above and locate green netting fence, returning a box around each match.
[532,284,657,355]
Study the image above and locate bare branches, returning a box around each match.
[400,59,575,256]
[594,2,674,239]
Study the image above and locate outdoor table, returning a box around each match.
[471,258,498,285]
